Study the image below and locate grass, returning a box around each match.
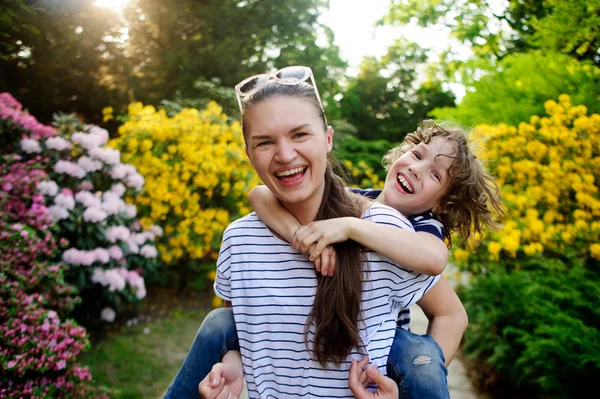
[80,287,212,398]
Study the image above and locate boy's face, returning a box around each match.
[382,136,455,216]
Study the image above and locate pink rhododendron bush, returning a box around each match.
[0,92,159,396]
[0,155,111,397]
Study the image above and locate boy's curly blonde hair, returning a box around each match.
[382,120,504,247]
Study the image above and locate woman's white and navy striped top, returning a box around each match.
[214,202,440,399]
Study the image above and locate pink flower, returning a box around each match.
[55,192,75,210]
[150,225,163,237]
[37,180,59,196]
[20,230,29,237]
[20,138,42,153]
[100,307,116,323]
[75,190,102,208]
[56,359,66,370]
[2,182,13,191]
[108,245,123,260]
[82,207,108,223]
[45,136,72,151]
[48,205,69,221]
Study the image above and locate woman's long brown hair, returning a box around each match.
[241,82,366,367]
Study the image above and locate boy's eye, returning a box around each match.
[432,172,441,182]
[412,151,421,160]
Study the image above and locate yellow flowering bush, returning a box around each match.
[456,94,600,272]
[342,159,385,189]
[108,101,261,284]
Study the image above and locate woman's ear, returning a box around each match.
[326,125,334,153]
[245,145,253,166]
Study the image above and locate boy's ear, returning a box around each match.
[326,125,334,153]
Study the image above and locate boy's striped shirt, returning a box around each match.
[214,202,440,398]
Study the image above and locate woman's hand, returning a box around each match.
[349,358,399,399]
[198,356,244,399]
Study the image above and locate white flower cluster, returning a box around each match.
[91,267,147,299]
[25,124,143,191]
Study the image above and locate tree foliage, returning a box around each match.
[431,51,600,126]
[339,38,455,142]
[383,0,599,65]
[0,0,346,124]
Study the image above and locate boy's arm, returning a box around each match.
[416,277,468,366]
[293,218,448,276]
[248,185,337,275]
[248,185,301,242]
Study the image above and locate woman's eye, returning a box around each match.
[294,132,308,139]
[257,141,272,147]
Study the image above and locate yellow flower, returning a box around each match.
[102,106,114,122]
[212,296,223,308]
[452,248,470,263]
[590,244,600,260]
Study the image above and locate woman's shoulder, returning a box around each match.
[361,202,414,231]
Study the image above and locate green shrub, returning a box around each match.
[460,262,600,398]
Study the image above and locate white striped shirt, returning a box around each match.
[214,202,439,398]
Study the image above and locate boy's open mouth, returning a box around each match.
[397,174,414,194]
[275,166,308,184]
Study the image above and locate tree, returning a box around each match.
[431,51,600,127]
[0,0,346,124]
[339,38,455,142]
[0,0,128,123]
[382,0,599,65]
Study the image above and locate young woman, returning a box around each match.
[164,66,467,399]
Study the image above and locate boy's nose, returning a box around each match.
[408,165,421,181]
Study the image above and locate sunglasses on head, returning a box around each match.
[235,66,327,124]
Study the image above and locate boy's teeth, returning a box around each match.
[397,175,414,193]
[276,167,305,177]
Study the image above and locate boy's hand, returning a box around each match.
[349,358,399,399]
[292,218,353,259]
[312,244,337,276]
[198,362,244,399]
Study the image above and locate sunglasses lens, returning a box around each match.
[276,66,308,83]
[238,75,268,95]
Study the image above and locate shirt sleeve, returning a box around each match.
[213,228,233,301]
[366,204,441,308]
[409,213,445,241]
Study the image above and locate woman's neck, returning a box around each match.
[280,187,324,226]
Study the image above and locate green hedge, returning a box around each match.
[460,260,600,398]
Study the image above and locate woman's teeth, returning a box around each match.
[276,167,306,177]
[397,175,414,193]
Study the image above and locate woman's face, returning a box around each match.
[244,95,333,211]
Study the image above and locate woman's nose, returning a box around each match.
[275,140,297,163]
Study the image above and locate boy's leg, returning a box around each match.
[163,307,239,399]
[386,328,449,399]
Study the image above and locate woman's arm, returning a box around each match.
[293,218,449,276]
[415,277,468,365]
